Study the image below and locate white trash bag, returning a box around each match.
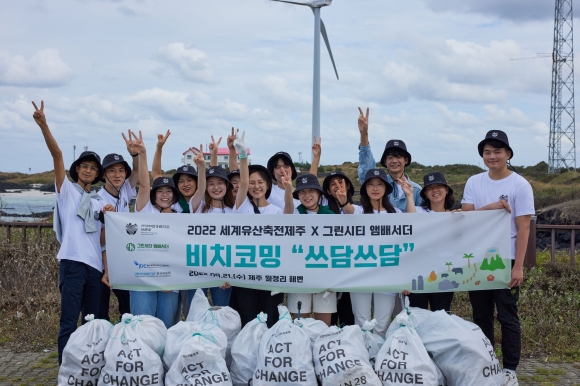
[292,317,327,351]
[186,289,241,368]
[163,321,227,370]
[313,325,381,386]
[375,311,438,386]
[230,312,269,386]
[99,314,164,386]
[58,315,112,386]
[253,305,317,386]
[165,328,232,386]
[115,313,167,358]
[361,319,385,367]
[409,308,503,386]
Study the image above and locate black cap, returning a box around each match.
[206,166,233,188]
[227,169,240,181]
[150,177,180,206]
[420,172,453,201]
[101,153,131,183]
[293,173,323,199]
[477,130,513,159]
[267,152,297,181]
[248,165,273,199]
[380,139,411,168]
[322,171,355,197]
[360,169,393,197]
[70,151,104,184]
[172,165,198,187]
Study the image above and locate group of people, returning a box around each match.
[33,101,534,386]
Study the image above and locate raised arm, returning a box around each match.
[227,127,240,171]
[122,130,140,188]
[280,168,295,214]
[151,130,171,180]
[208,135,221,167]
[32,101,65,192]
[399,175,416,213]
[309,136,321,175]
[357,107,375,184]
[233,131,249,209]
[189,145,207,212]
[131,131,150,212]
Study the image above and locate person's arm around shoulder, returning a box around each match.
[131,131,150,212]
[190,145,207,213]
[357,107,375,184]
[233,130,248,210]
[280,168,295,214]
[32,101,66,192]
[226,127,240,171]
[309,136,321,175]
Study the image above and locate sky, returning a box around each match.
[0,0,573,173]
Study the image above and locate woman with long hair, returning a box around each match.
[341,168,416,338]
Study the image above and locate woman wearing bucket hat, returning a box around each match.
[401,172,456,313]
[280,171,337,325]
[343,168,416,338]
[188,132,250,308]
[151,130,198,214]
[97,136,140,321]
[32,100,115,364]
[356,107,423,212]
[461,130,534,386]
[266,151,301,211]
[128,129,182,328]
[229,149,290,327]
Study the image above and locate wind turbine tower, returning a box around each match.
[271,0,339,154]
[549,0,576,173]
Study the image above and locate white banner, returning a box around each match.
[105,211,512,293]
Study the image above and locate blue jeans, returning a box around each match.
[58,259,102,364]
[186,287,232,316]
[130,291,179,329]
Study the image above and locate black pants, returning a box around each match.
[58,260,102,364]
[469,287,520,371]
[408,292,454,312]
[98,282,131,321]
[229,287,284,328]
[331,292,355,326]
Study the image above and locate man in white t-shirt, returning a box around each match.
[97,150,138,320]
[32,101,115,365]
[461,130,534,386]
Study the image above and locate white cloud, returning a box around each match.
[0,49,73,87]
[125,87,194,120]
[154,43,212,83]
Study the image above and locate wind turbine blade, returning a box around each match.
[271,0,313,6]
[320,19,339,79]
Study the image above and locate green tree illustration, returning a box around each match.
[445,262,453,272]
[463,253,474,268]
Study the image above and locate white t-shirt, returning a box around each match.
[138,201,162,214]
[414,206,433,213]
[171,202,184,213]
[195,201,234,214]
[235,197,283,214]
[268,183,300,211]
[352,205,402,214]
[98,180,136,213]
[292,209,320,214]
[56,178,107,272]
[461,172,535,259]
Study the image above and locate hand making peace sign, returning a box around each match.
[192,144,206,170]
[32,100,46,127]
[358,107,369,135]
[312,136,322,158]
[280,167,293,191]
[209,135,222,157]
[156,130,171,148]
[227,127,237,150]
[333,178,348,205]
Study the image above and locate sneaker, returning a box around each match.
[503,371,519,386]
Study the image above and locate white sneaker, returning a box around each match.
[503,371,519,386]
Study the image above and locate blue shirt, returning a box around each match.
[358,143,423,212]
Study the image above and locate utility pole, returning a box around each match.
[549,0,576,173]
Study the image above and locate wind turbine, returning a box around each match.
[271,0,339,154]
